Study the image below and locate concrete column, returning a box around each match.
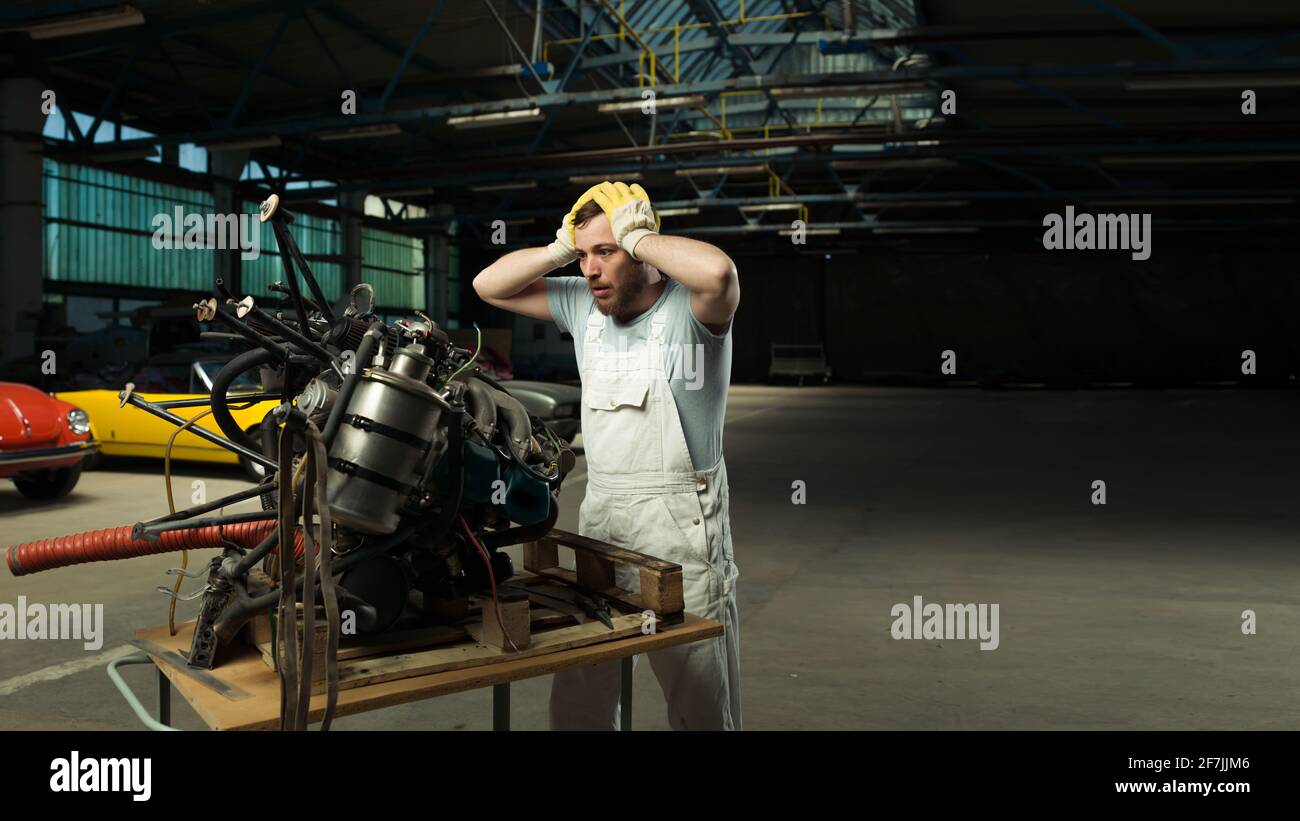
[208,150,247,296]
[0,78,46,364]
[426,204,453,326]
[338,191,365,295]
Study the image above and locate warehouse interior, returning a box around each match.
[1,0,1298,731]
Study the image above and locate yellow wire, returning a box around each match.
[162,400,262,634]
[164,409,212,635]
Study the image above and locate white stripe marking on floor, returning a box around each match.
[0,645,135,697]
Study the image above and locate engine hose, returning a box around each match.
[490,386,534,453]
[471,372,509,394]
[471,378,560,487]
[322,321,384,446]
[463,378,499,438]
[212,348,282,452]
[497,431,562,488]
[6,520,305,577]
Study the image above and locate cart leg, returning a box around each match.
[156,668,171,727]
[619,656,633,732]
[492,683,510,731]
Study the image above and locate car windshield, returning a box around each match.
[196,361,262,392]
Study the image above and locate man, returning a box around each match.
[472,181,741,730]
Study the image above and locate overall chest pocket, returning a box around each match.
[582,380,663,475]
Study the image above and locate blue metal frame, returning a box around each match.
[225,11,296,128]
[378,0,446,111]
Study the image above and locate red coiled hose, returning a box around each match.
[6,519,306,577]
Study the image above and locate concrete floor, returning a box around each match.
[2,385,1298,730]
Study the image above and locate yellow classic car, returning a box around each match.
[57,354,280,480]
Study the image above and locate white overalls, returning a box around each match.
[549,304,742,730]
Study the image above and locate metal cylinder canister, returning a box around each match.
[326,344,448,534]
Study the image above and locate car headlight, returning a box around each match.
[67,408,91,436]
[553,403,577,419]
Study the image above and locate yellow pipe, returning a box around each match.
[596,0,670,85]
[593,0,731,138]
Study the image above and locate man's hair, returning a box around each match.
[573,198,605,229]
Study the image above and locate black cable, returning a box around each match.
[211,348,281,452]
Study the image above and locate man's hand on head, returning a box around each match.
[545,215,579,269]
[548,182,611,268]
[588,181,661,260]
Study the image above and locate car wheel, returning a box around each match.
[13,464,83,500]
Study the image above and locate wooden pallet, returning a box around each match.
[242,528,684,696]
[250,571,679,695]
[522,528,685,625]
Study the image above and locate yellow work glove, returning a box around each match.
[589,181,661,260]
[547,183,605,268]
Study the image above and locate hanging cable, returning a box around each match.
[459,515,519,653]
[447,322,482,383]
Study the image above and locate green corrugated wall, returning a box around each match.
[362,227,425,309]
[44,159,215,291]
[43,160,438,313]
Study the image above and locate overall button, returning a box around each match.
[608,399,616,407]
[692,517,701,525]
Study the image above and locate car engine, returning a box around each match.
[5,194,575,727]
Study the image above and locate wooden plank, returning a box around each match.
[335,612,647,693]
[135,615,723,731]
[257,623,470,670]
[528,529,683,619]
[335,624,469,657]
[522,538,558,571]
[127,639,253,700]
[473,596,531,651]
[270,611,653,696]
[545,528,678,573]
[640,566,684,617]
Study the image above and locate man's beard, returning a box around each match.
[592,275,650,322]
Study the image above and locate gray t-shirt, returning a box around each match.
[546,275,731,470]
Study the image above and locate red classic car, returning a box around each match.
[0,382,98,499]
